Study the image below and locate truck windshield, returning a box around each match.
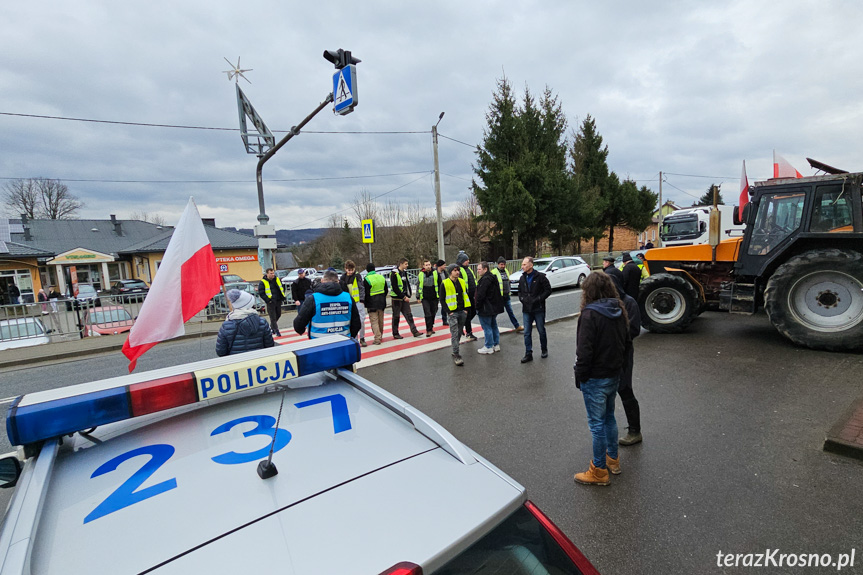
[747,192,805,255]
[661,216,699,239]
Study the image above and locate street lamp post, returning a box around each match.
[432,112,445,261]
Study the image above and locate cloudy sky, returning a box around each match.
[3,1,862,230]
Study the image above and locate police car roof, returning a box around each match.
[4,340,525,574]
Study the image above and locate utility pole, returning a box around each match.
[432,112,445,261]
[657,171,663,247]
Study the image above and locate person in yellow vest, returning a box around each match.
[389,257,422,339]
[258,267,286,337]
[417,259,441,337]
[439,264,471,366]
[363,263,388,345]
[339,260,367,347]
[456,252,478,342]
[491,256,522,332]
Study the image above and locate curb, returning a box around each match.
[823,394,863,462]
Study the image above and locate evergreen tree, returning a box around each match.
[569,116,611,251]
[693,184,724,206]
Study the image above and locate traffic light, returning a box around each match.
[323,49,361,70]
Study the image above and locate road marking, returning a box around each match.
[0,396,18,405]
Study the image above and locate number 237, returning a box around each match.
[84,394,351,524]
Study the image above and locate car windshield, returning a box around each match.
[532,260,554,272]
[661,216,699,237]
[77,285,96,295]
[0,321,44,339]
[90,309,133,324]
[284,270,300,280]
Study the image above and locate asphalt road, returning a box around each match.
[2,290,863,574]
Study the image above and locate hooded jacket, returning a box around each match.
[293,280,362,338]
[215,308,275,356]
[574,298,631,386]
[475,271,505,317]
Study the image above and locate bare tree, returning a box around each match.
[447,193,487,262]
[128,211,167,226]
[2,178,83,219]
[2,179,41,218]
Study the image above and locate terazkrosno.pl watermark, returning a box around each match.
[716,549,856,570]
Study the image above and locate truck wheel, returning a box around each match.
[637,273,698,333]
[764,249,863,352]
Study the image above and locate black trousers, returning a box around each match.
[421,299,438,332]
[266,302,282,335]
[464,293,476,335]
[391,299,419,335]
[617,345,641,432]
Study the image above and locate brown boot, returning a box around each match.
[573,462,610,486]
[606,454,621,475]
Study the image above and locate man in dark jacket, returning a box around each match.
[517,256,552,363]
[363,263,387,345]
[606,272,643,446]
[417,259,441,337]
[340,260,367,347]
[573,272,631,486]
[456,252,478,341]
[8,282,20,305]
[258,268,286,337]
[435,259,448,325]
[620,253,641,300]
[475,261,505,354]
[290,269,312,309]
[389,258,421,339]
[216,289,275,356]
[602,256,624,285]
[294,270,361,339]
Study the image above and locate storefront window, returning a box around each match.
[0,269,34,303]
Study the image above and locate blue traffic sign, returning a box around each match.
[333,65,358,115]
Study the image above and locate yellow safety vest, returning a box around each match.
[490,268,504,295]
[389,270,405,297]
[417,270,440,301]
[263,277,285,299]
[345,274,360,302]
[442,278,471,311]
[366,272,386,296]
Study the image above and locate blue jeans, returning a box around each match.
[522,311,547,354]
[477,315,499,348]
[503,299,520,328]
[581,377,620,468]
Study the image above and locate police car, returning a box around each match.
[0,336,599,574]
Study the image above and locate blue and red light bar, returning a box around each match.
[6,336,360,446]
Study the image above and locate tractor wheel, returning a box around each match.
[637,273,699,333]
[764,249,863,352]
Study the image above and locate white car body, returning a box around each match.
[0,337,598,575]
[509,256,592,294]
[0,317,49,351]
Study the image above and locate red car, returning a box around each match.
[83,306,135,336]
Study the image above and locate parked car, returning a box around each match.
[220,273,246,284]
[0,317,50,351]
[83,306,135,336]
[110,279,150,302]
[281,268,321,287]
[207,282,266,317]
[509,256,592,293]
[66,283,101,310]
[613,250,650,267]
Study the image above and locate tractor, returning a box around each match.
[638,171,863,352]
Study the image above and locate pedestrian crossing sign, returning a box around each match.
[333,65,358,115]
[361,219,374,244]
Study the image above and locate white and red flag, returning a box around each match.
[773,151,803,179]
[122,198,222,371]
[739,160,750,212]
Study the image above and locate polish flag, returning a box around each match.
[773,151,803,179]
[122,198,222,371]
[739,160,749,212]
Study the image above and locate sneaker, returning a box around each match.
[541,350,548,359]
[477,346,494,354]
[426,331,433,338]
[493,345,501,352]
[412,331,422,338]
[520,354,533,363]
[515,326,524,333]
[393,334,404,340]
[360,338,367,348]
[373,340,382,345]
[619,431,643,446]
[465,334,478,342]
[452,354,464,366]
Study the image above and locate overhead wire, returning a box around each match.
[0,171,431,185]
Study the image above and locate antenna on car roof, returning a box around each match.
[257,388,287,479]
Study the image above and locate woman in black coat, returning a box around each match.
[475,262,505,354]
[216,289,275,357]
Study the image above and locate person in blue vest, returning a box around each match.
[258,267,286,337]
[293,270,361,339]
